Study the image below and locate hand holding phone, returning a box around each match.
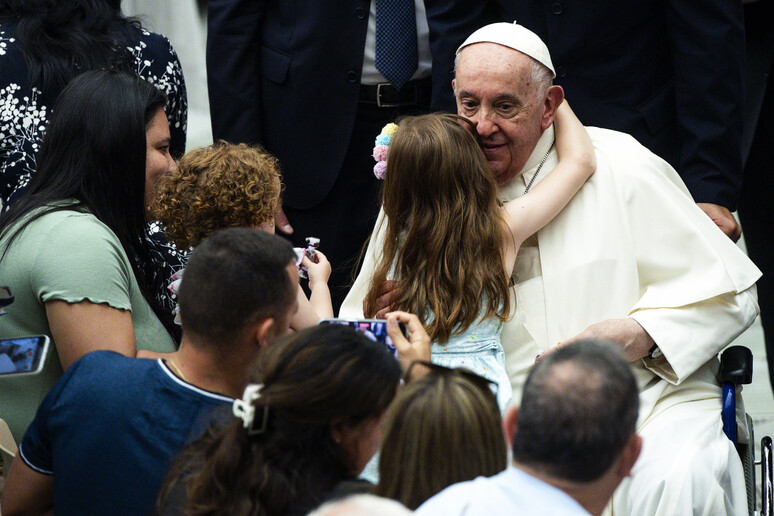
[319,318,406,356]
[319,315,431,379]
[302,250,331,287]
[384,311,432,380]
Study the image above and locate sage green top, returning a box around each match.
[0,207,176,442]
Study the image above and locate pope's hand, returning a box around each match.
[365,279,399,319]
[539,318,655,363]
[697,202,741,242]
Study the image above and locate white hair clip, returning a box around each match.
[232,383,269,435]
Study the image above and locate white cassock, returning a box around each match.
[342,125,762,516]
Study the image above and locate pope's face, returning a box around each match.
[454,43,548,184]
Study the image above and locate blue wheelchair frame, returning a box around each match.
[721,346,773,516]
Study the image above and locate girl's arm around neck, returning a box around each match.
[502,102,595,251]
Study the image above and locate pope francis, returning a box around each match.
[342,22,762,516]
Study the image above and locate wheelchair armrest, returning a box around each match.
[720,346,753,385]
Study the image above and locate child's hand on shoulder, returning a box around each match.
[302,251,331,288]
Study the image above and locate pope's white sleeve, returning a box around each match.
[630,286,759,385]
[339,208,388,318]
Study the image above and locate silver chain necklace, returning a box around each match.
[523,138,556,193]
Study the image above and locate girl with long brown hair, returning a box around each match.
[364,104,594,408]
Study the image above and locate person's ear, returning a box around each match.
[254,317,276,348]
[329,419,358,465]
[541,85,565,131]
[330,419,346,445]
[503,405,520,448]
[616,434,642,479]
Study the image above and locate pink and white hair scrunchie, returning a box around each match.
[372,122,399,179]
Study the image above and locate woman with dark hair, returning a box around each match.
[0,69,178,442]
[0,0,187,205]
[0,0,188,313]
[156,324,404,516]
[375,363,507,509]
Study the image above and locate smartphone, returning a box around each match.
[319,318,407,356]
[0,336,51,376]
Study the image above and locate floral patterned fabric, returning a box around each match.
[0,21,187,206]
[147,220,187,315]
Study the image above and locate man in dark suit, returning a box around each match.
[206,0,477,310]
[740,0,774,393]
[430,0,745,242]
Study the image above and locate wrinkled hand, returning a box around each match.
[275,203,294,235]
[302,250,331,288]
[365,279,399,319]
[697,203,741,242]
[386,311,431,380]
[538,318,654,363]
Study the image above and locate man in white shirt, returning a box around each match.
[343,22,761,516]
[416,340,641,516]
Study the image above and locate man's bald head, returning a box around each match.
[512,340,639,482]
[309,495,413,516]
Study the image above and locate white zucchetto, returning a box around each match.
[457,22,556,78]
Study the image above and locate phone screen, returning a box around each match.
[0,336,49,375]
[320,319,404,356]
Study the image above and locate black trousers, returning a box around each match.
[284,96,429,313]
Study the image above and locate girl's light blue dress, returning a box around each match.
[389,254,513,411]
[432,315,513,411]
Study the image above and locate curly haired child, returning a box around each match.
[153,141,333,329]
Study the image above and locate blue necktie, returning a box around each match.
[375,0,418,91]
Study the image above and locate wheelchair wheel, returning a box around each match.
[739,414,755,516]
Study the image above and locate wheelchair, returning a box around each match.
[720,346,773,516]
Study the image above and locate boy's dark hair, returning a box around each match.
[178,228,297,342]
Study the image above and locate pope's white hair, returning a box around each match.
[307,495,413,516]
